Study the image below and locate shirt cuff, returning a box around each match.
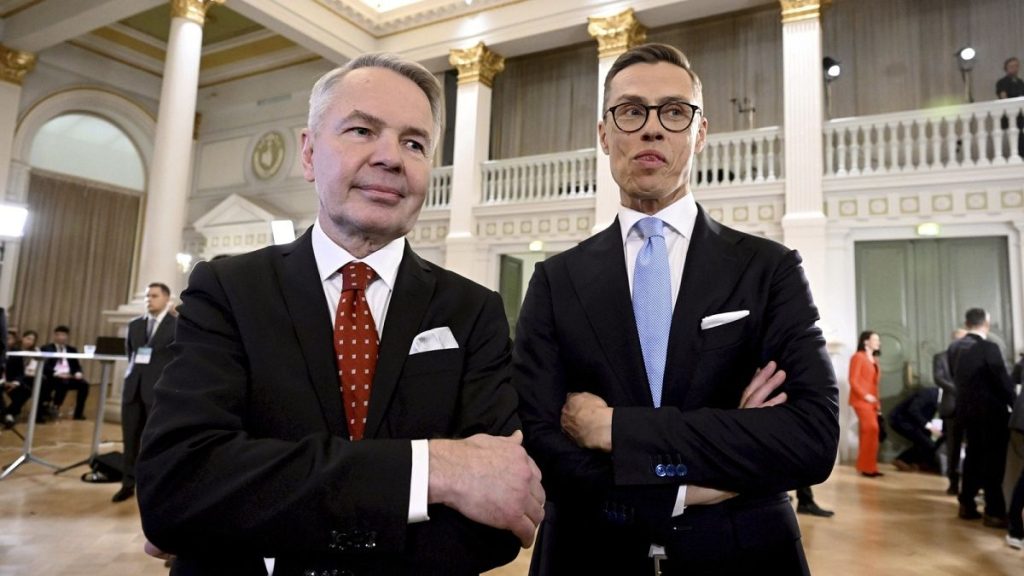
[408,439,430,523]
[671,485,687,517]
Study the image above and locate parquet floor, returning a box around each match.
[1,418,1021,575]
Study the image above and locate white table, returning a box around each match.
[1,350,125,480]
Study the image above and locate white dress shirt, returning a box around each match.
[617,193,698,534]
[311,220,429,523]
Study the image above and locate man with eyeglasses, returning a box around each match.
[513,43,838,575]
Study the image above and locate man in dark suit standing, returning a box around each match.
[138,54,543,575]
[935,328,966,494]
[41,325,89,421]
[949,308,1015,526]
[112,282,175,503]
[513,44,838,575]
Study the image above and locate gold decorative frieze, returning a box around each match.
[449,42,505,87]
[587,8,647,59]
[0,44,36,86]
[171,0,225,26]
[779,0,822,24]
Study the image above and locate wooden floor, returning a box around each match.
[2,419,1022,575]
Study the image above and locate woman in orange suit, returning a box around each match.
[850,330,883,477]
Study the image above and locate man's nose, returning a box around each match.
[370,135,403,171]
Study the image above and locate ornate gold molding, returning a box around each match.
[587,8,647,59]
[171,0,225,26]
[779,0,823,24]
[449,42,505,88]
[0,44,36,86]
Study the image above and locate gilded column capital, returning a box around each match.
[449,42,505,88]
[0,44,36,86]
[171,0,225,26]
[779,0,824,24]
[587,8,647,59]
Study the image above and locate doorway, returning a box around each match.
[854,236,1014,456]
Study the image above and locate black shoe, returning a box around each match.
[982,515,1009,529]
[892,459,917,472]
[72,415,87,421]
[797,502,835,517]
[958,505,982,520]
[2,414,14,429]
[860,471,884,478]
[111,485,135,503]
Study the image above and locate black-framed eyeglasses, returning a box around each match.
[604,100,702,133]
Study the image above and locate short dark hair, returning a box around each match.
[22,330,37,340]
[1005,57,1019,71]
[148,282,171,296]
[54,325,70,334]
[856,330,877,352]
[603,43,704,112]
[964,308,988,328]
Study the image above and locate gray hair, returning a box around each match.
[308,53,443,150]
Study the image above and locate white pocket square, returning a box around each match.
[409,326,459,355]
[700,310,750,330]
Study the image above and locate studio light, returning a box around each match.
[823,57,842,81]
[956,45,976,102]
[0,204,28,238]
[956,46,977,70]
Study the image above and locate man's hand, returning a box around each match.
[428,431,545,548]
[143,540,173,560]
[739,361,787,409]
[689,361,788,506]
[74,372,84,380]
[561,392,613,452]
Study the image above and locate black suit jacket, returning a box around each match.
[948,333,1014,423]
[137,230,520,576]
[934,350,957,418]
[40,343,83,376]
[123,313,176,407]
[888,387,939,429]
[513,207,838,572]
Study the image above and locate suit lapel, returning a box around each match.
[663,205,751,405]
[567,220,650,406]
[364,243,435,438]
[274,230,347,438]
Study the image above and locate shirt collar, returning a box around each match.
[312,218,404,291]
[617,191,698,245]
[968,329,987,340]
[149,307,169,323]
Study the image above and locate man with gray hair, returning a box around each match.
[138,53,543,575]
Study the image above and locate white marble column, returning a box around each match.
[0,46,35,310]
[444,42,504,284]
[588,9,646,234]
[134,0,220,298]
[779,0,827,302]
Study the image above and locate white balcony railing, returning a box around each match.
[424,165,451,209]
[693,126,784,188]
[824,97,1024,176]
[481,148,596,204]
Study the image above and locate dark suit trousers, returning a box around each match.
[2,383,31,418]
[1009,431,1024,538]
[943,416,964,485]
[960,416,1010,516]
[891,416,937,468]
[51,376,89,419]
[120,391,149,487]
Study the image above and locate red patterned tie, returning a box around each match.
[333,262,379,440]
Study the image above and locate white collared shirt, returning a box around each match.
[147,308,170,341]
[310,219,428,523]
[617,194,699,526]
[618,191,698,308]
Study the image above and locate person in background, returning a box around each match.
[2,329,29,428]
[40,325,89,421]
[949,308,1014,527]
[112,282,176,504]
[888,386,940,473]
[996,57,1024,99]
[936,329,967,494]
[850,330,883,478]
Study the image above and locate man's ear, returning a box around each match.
[300,129,315,183]
[693,116,708,155]
[598,120,610,155]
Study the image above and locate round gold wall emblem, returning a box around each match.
[252,131,286,180]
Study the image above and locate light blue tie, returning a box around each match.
[633,217,672,408]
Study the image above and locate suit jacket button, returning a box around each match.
[655,464,667,477]
[675,464,688,477]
